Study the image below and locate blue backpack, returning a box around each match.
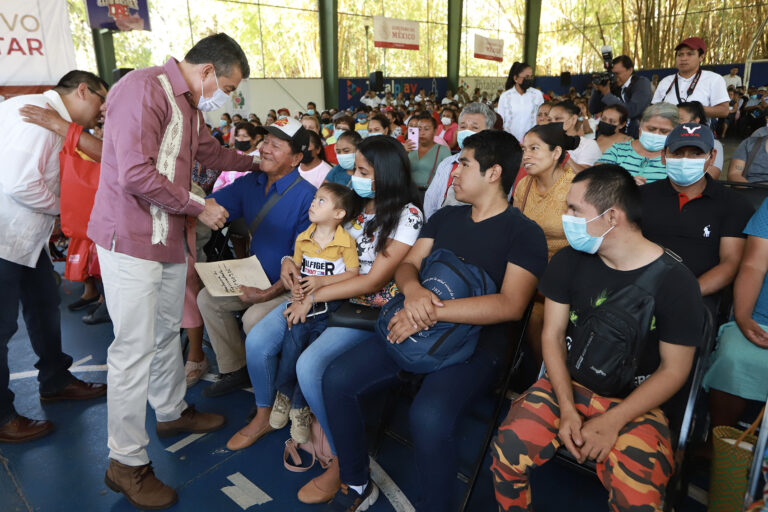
[376,248,497,373]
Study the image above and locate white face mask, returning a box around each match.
[197,70,230,112]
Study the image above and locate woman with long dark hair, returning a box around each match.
[229,136,424,503]
[498,61,545,142]
[514,123,580,363]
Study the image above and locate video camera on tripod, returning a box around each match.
[592,45,615,85]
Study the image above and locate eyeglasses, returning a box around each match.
[88,87,106,104]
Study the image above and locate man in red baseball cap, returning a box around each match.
[652,36,730,119]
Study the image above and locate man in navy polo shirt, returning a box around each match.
[640,123,754,313]
[198,117,315,396]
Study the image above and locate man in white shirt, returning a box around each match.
[0,71,109,443]
[360,90,382,108]
[723,67,742,90]
[652,37,730,118]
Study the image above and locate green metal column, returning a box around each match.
[92,28,116,86]
[318,0,339,109]
[523,0,542,73]
[446,0,462,93]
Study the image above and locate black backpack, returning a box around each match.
[566,250,679,397]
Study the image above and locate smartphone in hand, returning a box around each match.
[408,127,419,144]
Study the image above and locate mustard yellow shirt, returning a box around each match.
[293,224,359,276]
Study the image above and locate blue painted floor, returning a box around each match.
[1,267,710,511]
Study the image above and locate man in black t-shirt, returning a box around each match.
[491,165,704,512]
[641,123,753,314]
[320,131,548,511]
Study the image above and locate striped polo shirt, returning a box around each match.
[597,141,667,183]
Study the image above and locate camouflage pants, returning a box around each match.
[491,377,673,512]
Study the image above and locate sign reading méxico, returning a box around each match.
[373,16,419,51]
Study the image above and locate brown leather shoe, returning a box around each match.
[156,405,225,438]
[226,423,274,451]
[40,378,107,402]
[0,415,54,443]
[298,457,341,504]
[104,459,177,510]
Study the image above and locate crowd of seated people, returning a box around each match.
[4,29,768,512]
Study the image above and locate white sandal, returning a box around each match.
[185,357,209,388]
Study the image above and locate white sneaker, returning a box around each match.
[269,392,291,429]
[289,407,312,444]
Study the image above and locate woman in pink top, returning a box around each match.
[298,130,332,188]
[212,122,262,191]
[436,107,458,149]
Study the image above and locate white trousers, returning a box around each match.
[97,245,188,466]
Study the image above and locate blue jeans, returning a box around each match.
[0,251,74,424]
[274,301,341,409]
[321,328,504,512]
[244,300,290,408]
[296,326,371,453]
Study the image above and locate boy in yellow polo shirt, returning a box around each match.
[271,183,360,443]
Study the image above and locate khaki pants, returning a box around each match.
[197,287,291,374]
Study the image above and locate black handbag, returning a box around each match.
[327,301,379,331]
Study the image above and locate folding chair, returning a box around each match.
[368,305,533,511]
[533,308,715,511]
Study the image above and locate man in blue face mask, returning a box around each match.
[640,123,754,314]
[493,164,705,511]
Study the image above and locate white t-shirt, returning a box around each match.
[568,137,602,166]
[498,87,545,143]
[299,160,332,188]
[713,139,724,172]
[652,70,730,107]
[346,203,423,275]
[723,74,742,89]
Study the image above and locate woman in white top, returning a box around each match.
[651,37,730,119]
[298,130,333,188]
[548,100,602,172]
[497,61,544,143]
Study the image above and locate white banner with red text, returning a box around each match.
[373,16,419,51]
[474,34,504,62]
[0,0,76,98]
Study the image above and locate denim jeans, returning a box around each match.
[244,300,290,408]
[0,251,74,424]
[321,328,504,512]
[296,325,372,453]
[274,301,341,409]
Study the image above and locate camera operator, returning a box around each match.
[588,55,651,138]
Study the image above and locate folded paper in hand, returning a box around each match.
[194,256,271,297]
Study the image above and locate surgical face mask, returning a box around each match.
[357,129,369,138]
[219,119,227,128]
[367,132,382,137]
[665,156,707,186]
[278,115,289,120]
[307,109,315,115]
[639,130,667,151]
[336,152,356,170]
[234,140,251,152]
[562,210,614,254]
[596,121,617,137]
[356,116,367,124]
[332,128,344,139]
[441,117,452,126]
[198,71,229,112]
[456,129,475,149]
[351,175,375,198]
[392,126,402,138]
[577,116,584,122]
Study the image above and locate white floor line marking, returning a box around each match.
[687,483,708,505]
[72,355,93,367]
[165,433,206,453]
[201,372,217,382]
[221,472,273,509]
[10,354,106,381]
[369,457,415,512]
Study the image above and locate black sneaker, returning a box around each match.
[202,367,251,397]
[324,481,379,511]
[82,302,111,325]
